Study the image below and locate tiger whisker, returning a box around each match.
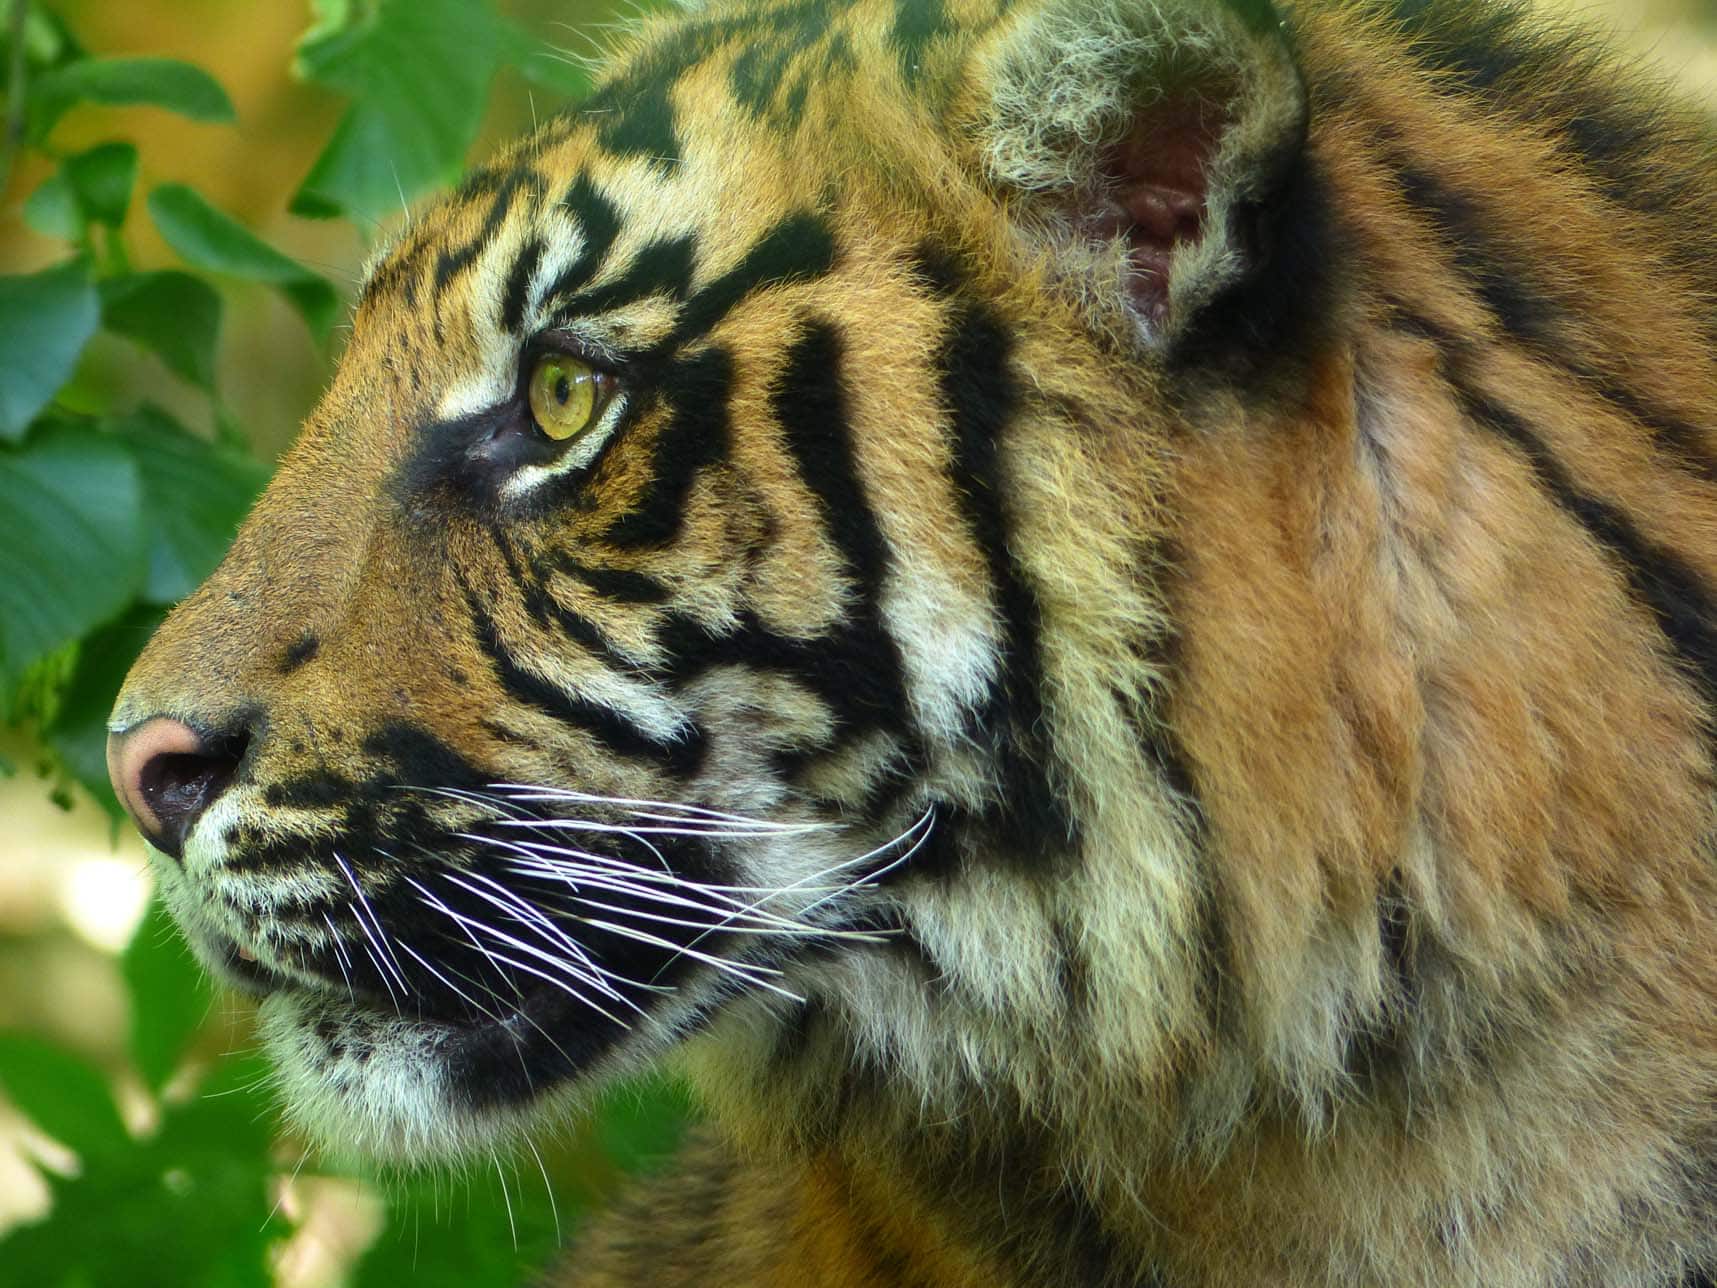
[678,805,935,939]
[409,884,638,1026]
[796,806,936,916]
[416,949,604,1078]
[486,783,837,831]
[402,875,528,1005]
[523,1136,561,1248]
[504,853,848,897]
[491,843,832,932]
[320,912,358,1003]
[395,940,508,1025]
[405,781,823,838]
[488,817,830,839]
[455,939,632,1029]
[559,895,888,942]
[557,873,865,937]
[435,869,639,1009]
[346,914,401,1011]
[414,878,642,1010]
[333,852,414,1001]
[576,917,805,1002]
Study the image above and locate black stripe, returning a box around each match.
[654,609,909,749]
[889,0,948,85]
[1456,385,1717,702]
[499,236,544,334]
[658,211,838,354]
[771,321,909,705]
[585,60,684,166]
[465,585,705,774]
[491,528,641,674]
[391,402,564,509]
[279,631,319,675]
[431,168,548,301]
[1049,914,1091,1022]
[549,235,697,325]
[1390,154,1717,481]
[728,9,832,128]
[1176,143,1331,376]
[1379,0,1702,230]
[544,172,623,302]
[1339,875,1420,1090]
[549,213,836,354]
[906,240,962,298]
[936,303,1077,861]
[550,554,670,604]
[1392,310,1717,710]
[605,348,732,548]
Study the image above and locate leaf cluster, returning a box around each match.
[0,901,691,1287]
[0,2,684,1283]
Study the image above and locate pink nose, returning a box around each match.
[106,717,244,860]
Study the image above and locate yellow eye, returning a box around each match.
[527,353,601,441]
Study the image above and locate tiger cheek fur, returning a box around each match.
[106,0,1717,1284]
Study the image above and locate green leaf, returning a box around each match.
[43,603,167,820]
[291,0,509,222]
[29,57,235,143]
[0,1033,129,1160]
[101,272,222,392]
[113,405,270,602]
[64,141,139,228]
[290,103,421,223]
[22,172,83,240]
[354,1166,568,1288]
[501,19,593,99]
[122,896,214,1093]
[0,1051,281,1287]
[147,184,337,340]
[0,262,100,441]
[9,2,81,68]
[0,422,145,692]
[595,1076,692,1176]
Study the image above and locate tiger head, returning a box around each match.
[106,0,1717,1271]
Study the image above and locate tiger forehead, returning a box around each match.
[356,0,1021,314]
[576,0,1017,158]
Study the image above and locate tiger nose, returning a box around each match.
[105,717,246,861]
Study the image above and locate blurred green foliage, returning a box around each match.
[0,1,686,1282]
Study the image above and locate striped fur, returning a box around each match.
[109,0,1717,1283]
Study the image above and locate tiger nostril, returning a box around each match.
[107,717,248,862]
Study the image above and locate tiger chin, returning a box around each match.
[105,0,1717,1283]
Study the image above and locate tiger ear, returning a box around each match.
[978,0,1307,354]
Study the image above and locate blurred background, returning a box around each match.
[0,0,1713,1284]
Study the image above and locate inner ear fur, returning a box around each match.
[979,0,1307,353]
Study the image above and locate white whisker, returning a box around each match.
[321,912,358,1002]
[418,876,641,1009]
[436,870,638,1009]
[488,783,839,831]
[403,875,526,1004]
[334,852,413,1000]
[395,940,506,1024]
[578,918,805,1002]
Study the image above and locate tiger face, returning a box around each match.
[112,0,1259,1160]
[108,0,1717,1281]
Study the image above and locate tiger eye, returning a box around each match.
[527,354,600,441]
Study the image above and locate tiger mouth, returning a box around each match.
[220,928,645,1128]
[178,795,935,1144]
[213,930,630,1043]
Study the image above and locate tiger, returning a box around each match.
[102,0,1717,1282]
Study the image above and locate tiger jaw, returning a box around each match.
[151,782,929,1158]
[254,973,636,1163]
